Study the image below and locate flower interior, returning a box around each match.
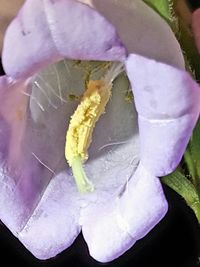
[30,59,139,196]
[65,62,125,193]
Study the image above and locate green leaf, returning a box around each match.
[143,0,170,19]
[162,169,200,223]
[143,0,177,28]
[190,120,200,176]
[184,148,196,183]
[186,119,200,193]
[143,0,200,81]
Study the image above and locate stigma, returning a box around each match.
[65,62,124,193]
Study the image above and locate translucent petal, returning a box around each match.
[0,76,81,259]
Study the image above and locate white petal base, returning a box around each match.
[81,164,168,263]
[18,172,81,260]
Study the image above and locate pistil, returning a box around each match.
[65,62,124,193]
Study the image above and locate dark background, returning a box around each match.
[0,1,200,266]
[187,0,200,10]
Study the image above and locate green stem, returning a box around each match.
[191,202,200,224]
[162,170,200,223]
[184,148,197,184]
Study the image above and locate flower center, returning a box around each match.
[65,63,124,193]
[30,59,137,197]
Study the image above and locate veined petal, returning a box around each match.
[79,0,184,68]
[0,75,81,258]
[0,75,31,232]
[125,54,200,176]
[18,172,81,260]
[2,0,126,79]
[82,163,167,263]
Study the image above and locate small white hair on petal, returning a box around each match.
[103,62,125,85]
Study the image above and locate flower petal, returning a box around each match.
[2,0,126,79]
[0,76,81,259]
[18,172,81,260]
[0,76,32,232]
[125,54,200,176]
[79,0,184,68]
[81,163,167,263]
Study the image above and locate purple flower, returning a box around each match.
[0,0,200,263]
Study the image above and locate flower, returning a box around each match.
[0,0,200,263]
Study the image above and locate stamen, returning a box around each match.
[32,152,55,174]
[63,60,71,75]
[52,64,63,104]
[98,140,129,151]
[21,91,45,111]
[103,62,124,85]
[34,81,58,109]
[71,156,94,193]
[37,74,68,103]
[65,62,124,193]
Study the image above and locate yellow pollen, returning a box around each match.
[65,80,111,164]
[65,61,124,193]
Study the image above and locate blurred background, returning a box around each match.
[0,0,200,266]
[0,0,24,52]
